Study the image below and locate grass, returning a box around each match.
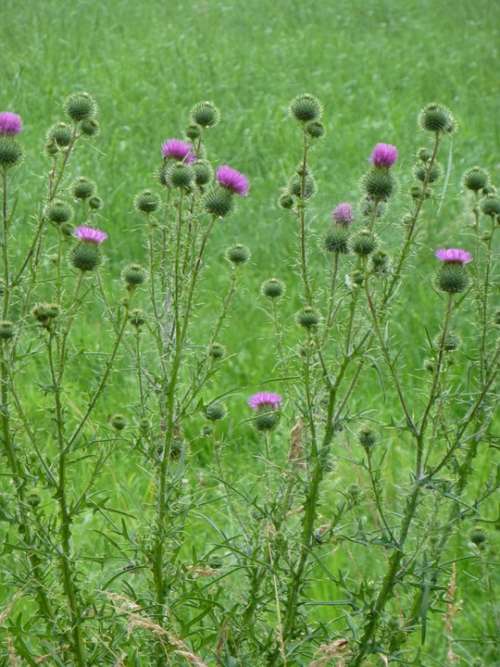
[1,0,499,663]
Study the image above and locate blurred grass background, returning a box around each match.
[1,0,499,662]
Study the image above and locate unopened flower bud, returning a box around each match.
[72,177,96,200]
[89,195,103,210]
[134,189,160,214]
[352,229,378,256]
[191,101,220,128]
[205,402,226,421]
[437,265,469,293]
[254,411,280,432]
[26,493,41,508]
[0,138,23,169]
[480,194,500,217]
[71,244,101,271]
[419,103,454,133]
[358,426,376,450]
[278,192,294,209]
[45,200,73,224]
[0,320,14,341]
[122,264,147,288]
[305,120,325,139]
[325,226,349,254]
[226,244,250,265]
[193,160,213,187]
[129,309,146,328]
[371,250,390,274]
[80,118,100,137]
[204,187,233,218]
[110,414,127,431]
[296,306,320,330]
[288,173,317,199]
[434,332,461,352]
[289,94,322,122]
[208,342,225,360]
[463,166,489,192]
[363,169,395,201]
[60,222,74,238]
[64,92,97,122]
[186,124,201,140]
[168,163,194,189]
[414,162,441,183]
[470,528,486,546]
[417,147,432,162]
[261,278,285,299]
[48,122,72,147]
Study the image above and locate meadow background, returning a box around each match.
[1,0,499,663]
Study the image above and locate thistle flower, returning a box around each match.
[0,112,22,136]
[75,225,108,244]
[435,248,472,265]
[161,138,195,164]
[248,392,282,411]
[371,143,398,168]
[332,202,353,224]
[216,165,249,196]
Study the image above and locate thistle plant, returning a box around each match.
[0,92,497,667]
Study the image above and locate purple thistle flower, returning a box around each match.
[435,248,472,265]
[216,165,249,196]
[161,138,195,164]
[248,392,282,411]
[75,225,108,245]
[371,143,398,168]
[0,112,22,136]
[332,202,353,224]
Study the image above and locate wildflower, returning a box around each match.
[332,202,353,225]
[435,248,472,265]
[161,138,195,163]
[371,143,398,168]
[216,165,249,196]
[0,112,22,136]
[75,225,108,244]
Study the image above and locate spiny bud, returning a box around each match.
[70,244,101,271]
[26,493,41,508]
[122,264,147,288]
[32,303,60,326]
[208,342,225,360]
[363,169,395,200]
[168,163,193,188]
[45,200,73,224]
[191,101,220,128]
[45,139,59,157]
[278,192,294,209]
[410,183,431,200]
[80,118,100,137]
[64,92,97,122]
[371,250,390,274]
[0,320,14,341]
[72,177,96,200]
[193,160,213,186]
[469,529,486,546]
[48,122,72,147]
[296,306,320,330]
[305,120,325,139]
[254,411,280,432]
[205,402,226,421]
[480,194,500,217]
[186,124,201,140]
[110,414,127,431]
[463,166,489,192]
[325,226,349,254]
[417,147,432,162]
[358,426,376,450]
[437,265,469,293]
[261,278,285,299]
[414,162,441,183]
[419,103,454,133]
[351,229,378,256]
[226,244,250,265]
[289,94,322,123]
[129,309,146,328]
[204,187,233,218]
[88,195,102,210]
[60,222,74,238]
[288,173,317,199]
[134,189,161,214]
[434,331,461,352]
[0,138,23,169]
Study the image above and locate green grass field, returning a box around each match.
[1,0,499,663]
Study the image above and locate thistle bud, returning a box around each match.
[208,342,225,360]
[0,138,23,169]
[289,94,322,122]
[254,411,280,432]
[469,529,486,546]
[205,402,226,421]
[261,278,285,299]
[371,250,390,274]
[60,222,74,238]
[129,309,146,328]
[191,101,220,128]
[463,166,489,192]
[71,244,101,271]
[64,92,97,122]
[204,187,233,218]
[305,120,325,139]
[193,160,213,186]
[72,177,96,200]
[186,124,201,140]
[363,169,395,201]
[437,265,469,293]
[45,139,59,157]
[358,426,376,450]
[32,303,60,326]
[89,196,103,211]
[325,226,349,254]
[168,163,194,189]
[288,173,317,199]
[434,331,461,352]
[278,192,294,209]
[26,493,41,508]
[417,147,432,162]
[110,414,127,431]
[122,264,147,288]
[296,306,320,330]
[352,229,378,256]
[0,320,14,341]
[414,162,441,183]
[419,103,454,133]
[45,200,73,224]
[134,189,160,214]
[80,118,100,137]
[226,244,250,265]
[48,122,72,147]
[480,194,500,217]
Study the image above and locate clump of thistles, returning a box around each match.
[161,139,195,164]
[371,143,398,168]
[332,202,353,225]
[435,248,472,265]
[0,112,22,136]
[216,165,249,196]
[75,225,108,244]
